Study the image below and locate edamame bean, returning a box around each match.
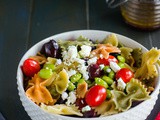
[78,78,85,84]
[108,70,115,79]
[67,82,76,91]
[38,69,53,79]
[106,89,112,99]
[118,62,126,68]
[70,73,82,83]
[102,76,114,85]
[103,66,111,73]
[117,56,125,63]
[95,77,108,88]
[43,63,55,71]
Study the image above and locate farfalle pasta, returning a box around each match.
[135,48,160,80]
[94,99,119,116]
[103,33,118,46]
[40,103,83,116]
[91,43,121,59]
[111,79,150,111]
[22,33,160,118]
[50,69,69,94]
[26,74,54,105]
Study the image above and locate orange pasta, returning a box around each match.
[76,81,88,98]
[26,74,54,105]
[91,43,121,59]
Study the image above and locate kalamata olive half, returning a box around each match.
[88,64,102,80]
[40,40,61,58]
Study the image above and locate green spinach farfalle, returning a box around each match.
[111,79,150,112]
[94,99,119,116]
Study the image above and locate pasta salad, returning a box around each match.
[22,34,160,117]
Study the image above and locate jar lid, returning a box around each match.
[106,0,128,8]
[106,0,160,8]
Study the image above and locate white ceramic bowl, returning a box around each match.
[17,30,160,120]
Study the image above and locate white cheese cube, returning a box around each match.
[56,59,62,65]
[67,69,77,78]
[99,64,105,70]
[87,57,97,65]
[68,46,78,60]
[110,61,121,72]
[82,105,91,112]
[79,45,91,58]
[117,78,126,91]
[66,91,76,106]
[61,92,68,100]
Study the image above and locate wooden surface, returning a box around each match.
[0,0,159,120]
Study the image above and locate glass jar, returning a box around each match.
[120,0,160,30]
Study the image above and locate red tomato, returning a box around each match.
[97,55,118,65]
[22,58,40,77]
[116,68,134,83]
[85,85,107,107]
[155,112,160,120]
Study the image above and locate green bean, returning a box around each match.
[70,73,82,83]
[117,56,125,63]
[102,76,114,85]
[95,77,108,88]
[106,89,112,99]
[108,70,115,79]
[67,82,75,91]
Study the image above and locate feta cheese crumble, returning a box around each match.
[66,91,76,106]
[61,92,68,100]
[62,45,78,64]
[55,59,62,65]
[110,61,121,72]
[67,69,77,78]
[82,105,91,112]
[100,54,103,58]
[79,45,91,58]
[106,68,111,73]
[99,64,105,70]
[87,57,97,65]
[78,64,89,80]
[117,78,126,91]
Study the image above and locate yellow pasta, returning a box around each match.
[40,103,83,116]
[135,48,160,80]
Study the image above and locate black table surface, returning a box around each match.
[0,0,160,120]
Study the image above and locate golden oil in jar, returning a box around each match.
[120,0,160,30]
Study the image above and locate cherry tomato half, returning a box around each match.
[97,55,118,66]
[116,68,134,83]
[85,85,107,107]
[22,58,40,77]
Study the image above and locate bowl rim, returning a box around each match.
[17,30,160,120]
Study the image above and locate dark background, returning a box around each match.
[0,0,159,120]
